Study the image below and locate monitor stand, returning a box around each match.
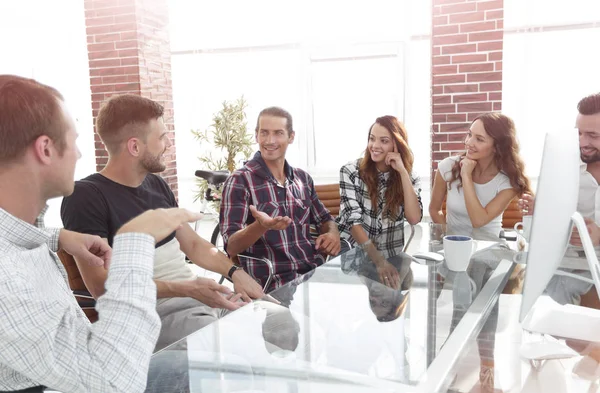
[571,212,600,299]
[522,212,600,343]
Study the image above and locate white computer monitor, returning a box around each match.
[519,129,600,324]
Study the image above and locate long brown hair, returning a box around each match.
[449,112,531,196]
[358,116,415,220]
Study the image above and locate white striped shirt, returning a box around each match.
[0,208,160,392]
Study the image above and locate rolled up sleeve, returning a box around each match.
[338,164,364,231]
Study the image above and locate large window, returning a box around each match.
[503,0,600,181]
[0,0,95,227]
[168,0,432,210]
[308,45,404,179]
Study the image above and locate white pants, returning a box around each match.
[155,297,223,351]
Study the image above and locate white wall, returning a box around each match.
[0,0,96,227]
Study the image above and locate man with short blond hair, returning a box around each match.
[61,94,264,351]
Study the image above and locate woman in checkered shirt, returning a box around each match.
[337,116,423,289]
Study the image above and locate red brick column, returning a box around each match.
[84,0,178,198]
[431,0,503,174]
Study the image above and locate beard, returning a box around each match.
[581,148,600,164]
[141,150,166,173]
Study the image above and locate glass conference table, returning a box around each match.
[148,223,529,393]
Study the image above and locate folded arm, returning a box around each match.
[462,176,517,228]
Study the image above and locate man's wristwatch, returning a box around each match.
[227,265,242,279]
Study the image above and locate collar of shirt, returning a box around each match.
[34,204,49,229]
[578,159,600,225]
[248,151,295,185]
[580,160,599,187]
[0,208,52,250]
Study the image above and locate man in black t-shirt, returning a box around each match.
[61,94,263,350]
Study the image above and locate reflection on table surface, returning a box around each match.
[442,294,600,393]
[150,222,525,393]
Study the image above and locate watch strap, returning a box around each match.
[227,265,241,279]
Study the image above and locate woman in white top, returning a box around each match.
[429,112,531,234]
[429,113,530,392]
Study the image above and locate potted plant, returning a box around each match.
[191,96,255,207]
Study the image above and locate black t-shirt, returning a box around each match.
[61,173,178,247]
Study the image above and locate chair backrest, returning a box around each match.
[57,249,98,323]
[314,183,415,251]
[441,197,523,229]
[314,184,341,217]
[318,182,523,229]
[502,198,523,228]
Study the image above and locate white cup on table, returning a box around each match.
[514,215,533,242]
[443,235,477,271]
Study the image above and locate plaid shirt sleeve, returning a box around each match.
[220,172,250,248]
[0,233,160,393]
[338,163,365,230]
[411,171,424,221]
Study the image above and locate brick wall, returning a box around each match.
[431,0,503,174]
[84,0,178,198]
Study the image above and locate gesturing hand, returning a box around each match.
[249,205,292,231]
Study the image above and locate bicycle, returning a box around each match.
[193,169,229,251]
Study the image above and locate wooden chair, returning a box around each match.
[501,198,523,229]
[580,289,600,310]
[314,183,415,252]
[314,184,341,217]
[57,249,98,323]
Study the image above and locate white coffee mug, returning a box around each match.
[514,215,533,242]
[443,235,477,271]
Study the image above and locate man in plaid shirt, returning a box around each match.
[220,107,341,292]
